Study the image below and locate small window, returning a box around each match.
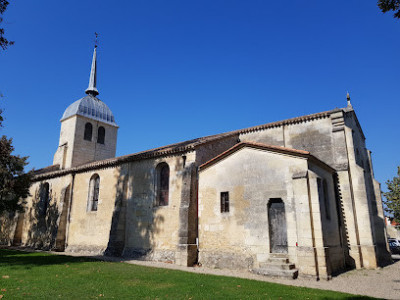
[156,163,169,206]
[220,192,229,213]
[84,122,93,141]
[39,183,50,216]
[87,174,100,211]
[97,126,105,144]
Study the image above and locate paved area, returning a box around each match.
[3,247,400,299]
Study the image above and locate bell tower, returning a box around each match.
[53,45,118,169]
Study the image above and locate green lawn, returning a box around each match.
[0,249,377,299]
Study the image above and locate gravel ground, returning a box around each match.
[4,247,399,299]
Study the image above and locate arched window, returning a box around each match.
[97,126,105,144]
[156,163,169,206]
[39,182,50,216]
[84,122,93,141]
[87,174,100,211]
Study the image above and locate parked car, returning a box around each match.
[388,238,400,255]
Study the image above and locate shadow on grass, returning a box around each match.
[0,249,96,269]
[0,249,381,299]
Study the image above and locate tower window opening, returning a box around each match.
[84,122,93,141]
[97,126,105,144]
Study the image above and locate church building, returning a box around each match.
[0,47,391,279]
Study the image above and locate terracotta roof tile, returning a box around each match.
[34,108,341,180]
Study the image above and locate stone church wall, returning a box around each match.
[306,164,345,277]
[198,148,306,269]
[66,167,119,254]
[0,174,74,250]
[342,112,390,268]
[198,145,345,278]
[123,152,197,264]
[240,116,336,167]
[54,116,77,168]
[71,115,117,168]
[195,135,239,165]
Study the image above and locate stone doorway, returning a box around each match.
[268,198,288,253]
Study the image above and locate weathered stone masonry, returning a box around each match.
[0,47,391,279]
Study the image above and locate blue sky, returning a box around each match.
[0,1,399,187]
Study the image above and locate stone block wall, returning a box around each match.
[71,116,118,167]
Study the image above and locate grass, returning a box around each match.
[0,249,378,299]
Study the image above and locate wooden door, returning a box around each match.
[268,199,288,253]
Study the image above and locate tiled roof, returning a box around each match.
[61,95,117,126]
[35,108,341,180]
[33,164,60,175]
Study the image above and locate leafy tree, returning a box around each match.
[0,0,14,50]
[0,135,32,214]
[0,2,30,214]
[378,0,400,19]
[383,166,400,226]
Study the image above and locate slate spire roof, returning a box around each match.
[60,46,117,126]
[85,46,99,96]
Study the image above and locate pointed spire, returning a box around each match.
[85,45,99,96]
[346,91,352,108]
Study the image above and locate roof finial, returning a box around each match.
[346,91,352,108]
[85,33,99,96]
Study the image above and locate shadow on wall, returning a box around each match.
[364,171,392,267]
[0,212,18,245]
[25,183,61,250]
[104,164,166,259]
[331,174,355,273]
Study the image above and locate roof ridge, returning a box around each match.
[36,108,342,180]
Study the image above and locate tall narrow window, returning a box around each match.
[97,126,105,144]
[322,179,331,220]
[317,178,331,220]
[39,183,50,216]
[84,122,93,141]
[87,174,100,211]
[220,192,229,213]
[156,163,169,206]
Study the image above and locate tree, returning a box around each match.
[0,0,14,50]
[0,1,30,214]
[378,0,400,19]
[383,166,400,226]
[0,135,32,214]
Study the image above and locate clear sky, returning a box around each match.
[0,1,399,188]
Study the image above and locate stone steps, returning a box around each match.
[252,253,298,279]
[259,262,296,270]
[252,267,299,279]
